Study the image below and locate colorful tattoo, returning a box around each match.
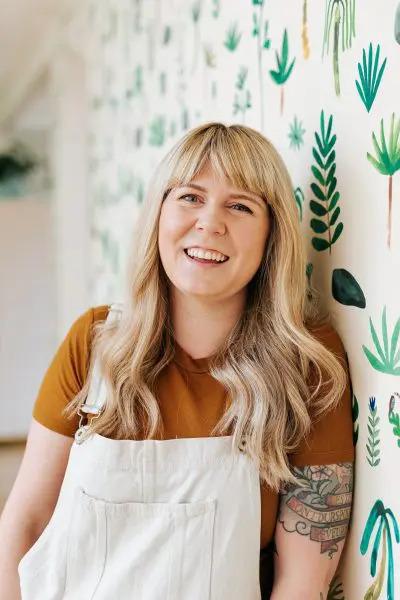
[278,462,353,558]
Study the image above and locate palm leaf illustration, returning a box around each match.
[362,305,400,375]
[355,43,386,112]
[269,28,295,115]
[322,0,356,96]
[360,499,400,600]
[309,110,343,253]
[367,113,400,249]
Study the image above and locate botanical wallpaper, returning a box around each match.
[85,1,400,597]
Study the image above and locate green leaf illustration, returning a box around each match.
[362,306,400,375]
[355,43,387,112]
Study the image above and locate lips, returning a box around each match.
[183,248,229,262]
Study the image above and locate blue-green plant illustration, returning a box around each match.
[309,110,343,253]
[322,0,356,96]
[388,392,400,448]
[162,25,172,45]
[126,65,143,100]
[288,116,305,149]
[367,113,400,249]
[252,0,270,131]
[366,397,380,467]
[360,499,400,600]
[355,43,386,112]
[148,116,166,146]
[211,0,220,18]
[233,67,252,123]
[190,1,202,74]
[0,143,37,198]
[294,187,304,220]
[362,306,400,375]
[302,0,310,58]
[327,574,345,599]
[395,3,400,43]
[269,28,295,115]
[352,391,359,446]
[224,22,242,51]
[332,269,366,308]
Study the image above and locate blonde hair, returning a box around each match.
[64,122,348,493]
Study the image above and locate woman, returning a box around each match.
[0,122,354,599]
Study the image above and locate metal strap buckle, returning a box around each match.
[74,406,102,445]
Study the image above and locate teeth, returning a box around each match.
[186,248,228,262]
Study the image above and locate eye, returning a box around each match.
[179,194,253,214]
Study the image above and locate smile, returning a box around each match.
[183,248,229,266]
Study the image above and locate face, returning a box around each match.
[158,161,271,303]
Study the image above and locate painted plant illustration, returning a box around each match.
[302,0,310,58]
[367,113,400,250]
[355,43,387,113]
[269,28,295,115]
[224,21,242,51]
[190,1,202,74]
[362,305,400,375]
[360,499,400,600]
[288,116,305,150]
[309,110,343,253]
[233,66,252,122]
[252,0,271,131]
[294,186,304,220]
[322,0,356,96]
[366,397,380,467]
[388,392,400,448]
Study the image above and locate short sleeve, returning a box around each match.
[32,305,109,437]
[287,323,355,467]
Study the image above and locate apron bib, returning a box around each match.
[18,304,262,599]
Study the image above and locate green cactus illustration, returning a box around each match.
[366,397,380,467]
[309,110,343,253]
[252,0,271,131]
[233,67,252,123]
[269,28,295,115]
[294,187,304,220]
[355,43,387,112]
[362,306,400,375]
[388,393,400,448]
[322,0,356,96]
[288,116,305,150]
[360,499,400,600]
[367,113,400,249]
[224,22,242,51]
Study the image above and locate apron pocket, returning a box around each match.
[67,487,217,600]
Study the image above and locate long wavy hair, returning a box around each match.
[64,122,348,492]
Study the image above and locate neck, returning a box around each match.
[170,288,246,359]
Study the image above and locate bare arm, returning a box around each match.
[271,461,354,600]
[0,419,73,600]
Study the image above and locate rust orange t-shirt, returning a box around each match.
[32,304,355,575]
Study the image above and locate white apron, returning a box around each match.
[18,304,262,599]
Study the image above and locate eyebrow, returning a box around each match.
[176,183,265,208]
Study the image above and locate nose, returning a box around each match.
[194,204,226,235]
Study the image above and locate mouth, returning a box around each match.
[183,248,230,265]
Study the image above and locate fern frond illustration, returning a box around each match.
[366,397,380,466]
[355,43,386,112]
[224,22,242,51]
[288,116,305,150]
[367,113,400,249]
[388,393,400,448]
[352,392,359,446]
[362,306,400,375]
[309,110,343,253]
[327,574,345,599]
[294,187,304,220]
[269,28,295,115]
[322,0,356,96]
[360,499,400,600]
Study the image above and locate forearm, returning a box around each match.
[0,502,37,600]
[270,582,329,600]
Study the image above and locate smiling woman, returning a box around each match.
[10,122,354,600]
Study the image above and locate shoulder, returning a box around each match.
[306,320,348,367]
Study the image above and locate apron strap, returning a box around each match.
[79,302,123,415]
